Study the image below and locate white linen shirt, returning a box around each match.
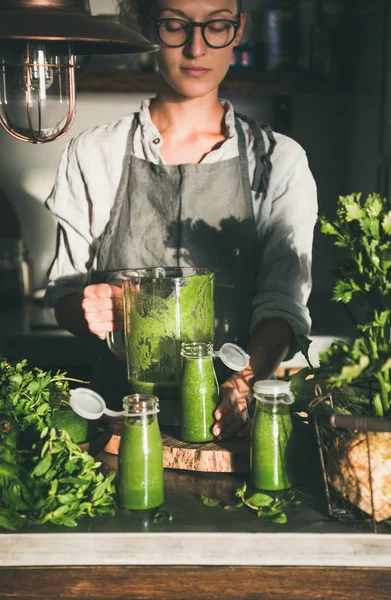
[45,98,318,346]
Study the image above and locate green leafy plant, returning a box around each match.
[200,482,298,524]
[0,359,80,432]
[0,360,116,531]
[320,193,391,337]
[314,193,391,417]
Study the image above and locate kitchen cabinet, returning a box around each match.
[0,301,102,381]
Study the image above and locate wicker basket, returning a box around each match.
[308,382,391,533]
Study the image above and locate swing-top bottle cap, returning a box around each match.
[214,343,250,372]
[69,388,125,420]
[253,380,295,404]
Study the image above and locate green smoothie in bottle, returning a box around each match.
[250,380,295,492]
[180,342,219,442]
[117,394,164,510]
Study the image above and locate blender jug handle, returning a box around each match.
[105,272,126,361]
[106,331,126,360]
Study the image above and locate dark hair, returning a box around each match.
[117,1,146,30]
[118,0,242,29]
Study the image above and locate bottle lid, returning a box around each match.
[253,380,295,404]
[69,388,125,420]
[214,343,250,372]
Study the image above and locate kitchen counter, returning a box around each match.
[3,299,387,600]
[2,446,391,600]
[1,461,390,569]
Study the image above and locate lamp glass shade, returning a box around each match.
[0,41,76,143]
[0,2,159,143]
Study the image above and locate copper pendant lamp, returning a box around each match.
[0,0,159,144]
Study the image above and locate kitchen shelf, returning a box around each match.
[75,70,338,95]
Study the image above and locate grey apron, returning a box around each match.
[90,113,276,411]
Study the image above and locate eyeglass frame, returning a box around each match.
[147,15,242,49]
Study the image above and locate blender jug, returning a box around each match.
[107,267,214,421]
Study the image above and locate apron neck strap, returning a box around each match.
[130,113,140,155]
[235,113,277,196]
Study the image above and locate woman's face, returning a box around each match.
[146,0,246,99]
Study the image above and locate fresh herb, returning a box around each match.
[319,193,391,324]
[318,193,391,416]
[0,359,83,432]
[152,509,173,524]
[200,495,221,508]
[200,482,297,524]
[0,360,116,531]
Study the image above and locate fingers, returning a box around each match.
[212,385,250,441]
[82,284,124,340]
[85,317,123,339]
[219,408,249,441]
[213,405,249,440]
[84,308,124,330]
[236,416,252,438]
[214,389,238,422]
[84,283,123,299]
[82,296,124,313]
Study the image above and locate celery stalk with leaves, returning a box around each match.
[318,193,391,417]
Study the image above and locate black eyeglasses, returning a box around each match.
[148,16,241,49]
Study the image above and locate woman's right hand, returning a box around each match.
[82,284,124,340]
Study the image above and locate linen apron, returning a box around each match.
[89,113,276,417]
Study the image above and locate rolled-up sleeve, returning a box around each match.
[44,138,95,307]
[250,147,318,358]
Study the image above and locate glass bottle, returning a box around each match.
[117,394,164,511]
[250,380,295,492]
[264,0,300,73]
[180,342,219,443]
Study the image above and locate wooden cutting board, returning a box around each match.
[104,422,250,473]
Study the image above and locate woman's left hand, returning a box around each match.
[212,375,252,441]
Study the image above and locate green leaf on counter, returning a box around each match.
[235,481,247,499]
[153,510,173,524]
[269,511,288,524]
[246,493,274,509]
[200,495,221,508]
[200,484,296,525]
[224,501,244,511]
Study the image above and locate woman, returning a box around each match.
[45,0,317,439]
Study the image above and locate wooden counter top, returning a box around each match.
[1,449,390,599]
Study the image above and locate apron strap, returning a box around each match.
[93,115,139,275]
[235,115,255,219]
[235,112,277,196]
[129,113,140,155]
